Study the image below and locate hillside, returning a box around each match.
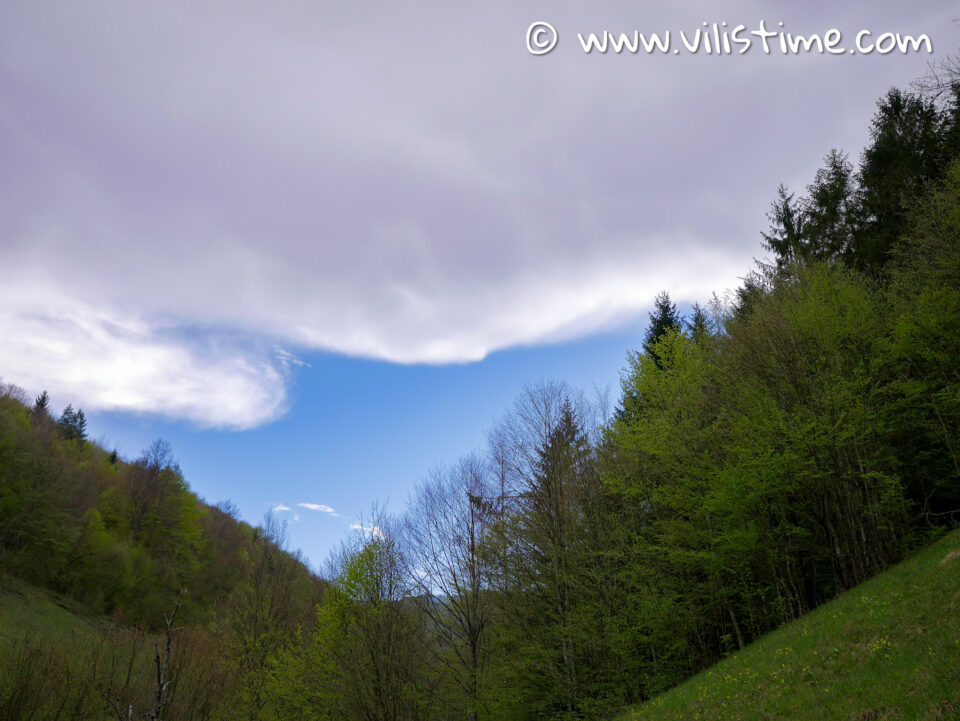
[618,529,960,721]
[0,574,94,644]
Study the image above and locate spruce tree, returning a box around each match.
[687,302,710,343]
[854,88,946,272]
[32,390,50,417]
[643,291,681,369]
[760,184,806,272]
[58,404,76,438]
[56,404,87,442]
[805,149,855,263]
[74,409,87,442]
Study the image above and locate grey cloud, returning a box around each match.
[0,0,955,424]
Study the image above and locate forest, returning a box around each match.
[1,60,960,720]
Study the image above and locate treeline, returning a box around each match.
[2,67,960,720]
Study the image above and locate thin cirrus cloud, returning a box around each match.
[0,1,951,429]
[272,502,341,521]
[298,503,340,518]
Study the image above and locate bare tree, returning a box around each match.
[912,22,960,103]
[402,455,496,720]
[98,590,186,721]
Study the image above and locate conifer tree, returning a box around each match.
[74,409,87,442]
[58,404,76,437]
[32,390,50,417]
[56,404,87,442]
[686,302,710,343]
[854,88,946,272]
[643,291,681,369]
[760,184,806,271]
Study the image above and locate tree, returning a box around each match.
[885,158,960,521]
[403,457,496,720]
[57,404,87,442]
[225,511,314,719]
[686,302,711,343]
[280,509,433,721]
[761,151,855,272]
[32,390,50,417]
[490,389,636,718]
[643,292,682,369]
[760,184,806,272]
[805,149,856,263]
[854,88,947,272]
[74,409,87,442]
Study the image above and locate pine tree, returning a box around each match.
[643,291,682,369]
[56,404,87,442]
[686,302,710,343]
[58,404,76,437]
[32,390,50,417]
[760,184,806,272]
[74,409,87,442]
[854,88,946,272]
[805,149,855,263]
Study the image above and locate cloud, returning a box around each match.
[272,503,293,512]
[0,281,290,429]
[350,522,385,540]
[0,1,949,426]
[299,503,340,517]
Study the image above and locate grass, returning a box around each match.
[0,574,94,643]
[618,530,960,721]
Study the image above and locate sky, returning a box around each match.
[1,1,957,568]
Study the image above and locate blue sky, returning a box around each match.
[85,321,653,567]
[1,1,956,567]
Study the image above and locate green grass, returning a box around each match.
[0,574,94,643]
[619,530,960,721]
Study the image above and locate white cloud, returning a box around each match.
[0,281,290,429]
[299,502,339,517]
[0,1,946,427]
[272,503,293,512]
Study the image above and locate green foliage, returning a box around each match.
[620,530,960,721]
[267,527,432,721]
[642,292,682,369]
[0,394,315,630]
[761,87,960,279]
[855,88,950,272]
[884,158,960,521]
[56,404,87,443]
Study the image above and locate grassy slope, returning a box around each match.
[0,575,94,644]
[620,530,960,721]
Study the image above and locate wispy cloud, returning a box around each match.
[0,283,291,429]
[272,503,293,512]
[298,502,340,518]
[274,348,310,370]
